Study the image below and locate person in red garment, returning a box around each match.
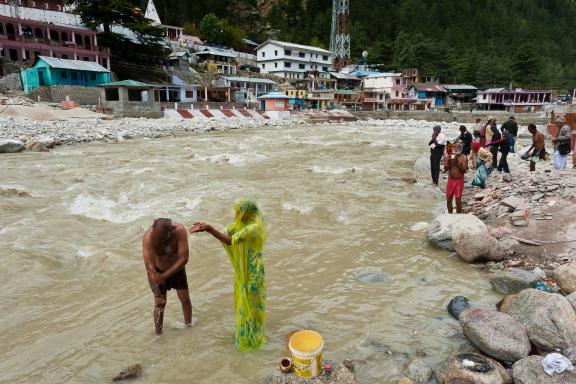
[444,142,468,213]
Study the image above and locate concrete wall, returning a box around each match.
[28,85,101,104]
[350,111,549,125]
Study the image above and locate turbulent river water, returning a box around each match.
[0,121,500,383]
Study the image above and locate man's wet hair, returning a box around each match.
[153,218,172,229]
[528,123,537,131]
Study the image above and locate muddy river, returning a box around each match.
[0,121,499,383]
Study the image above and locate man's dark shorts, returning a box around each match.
[153,267,188,296]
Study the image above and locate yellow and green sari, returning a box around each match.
[222,200,266,351]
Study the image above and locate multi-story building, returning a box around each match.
[476,88,552,112]
[256,39,333,80]
[360,72,405,111]
[0,0,111,72]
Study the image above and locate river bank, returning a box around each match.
[408,140,576,383]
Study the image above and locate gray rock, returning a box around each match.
[37,136,55,148]
[459,309,531,363]
[447,296,470,319]
[436,353,512,384]
[503,174,513,183]
[567,293,576,312]
[502,289,576,362]
[501,196,525,212]
[454,233,504,263]
[489,268,541,295]
[405,358,433,384]
[512,355,576,384]
[0,139,24,153]
[552,262,576,295]
[413,156,431,179]
[427,214,487,251]
[353,268,388,284]
[498,238,520,255]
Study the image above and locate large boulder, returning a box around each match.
[489,268,540,295]
[413,156,431,179]
[512,355,576,384]
[453,233,504,263]
[459,309,531,363]
[567,293,576,312]
[436,353,512,384]
[502,289,576,362]
[427,214,487,251]
[0,139,24,153]
[404,358,433,384]
[553,263,576,295]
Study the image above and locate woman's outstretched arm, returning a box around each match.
[189,222,232,245]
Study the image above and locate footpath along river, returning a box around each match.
[0,121,500,383]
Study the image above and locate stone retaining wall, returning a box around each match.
[28,86,100,105]
[351,111,549,125]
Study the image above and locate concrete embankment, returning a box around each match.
[352,111,549,125]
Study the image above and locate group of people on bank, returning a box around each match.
[429,115,574,214]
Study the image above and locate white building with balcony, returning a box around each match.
[255,39,333,80]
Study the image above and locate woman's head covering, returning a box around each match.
[472,140,481,153]
[232,199,266,241]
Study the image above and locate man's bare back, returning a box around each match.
[142,218,192,335]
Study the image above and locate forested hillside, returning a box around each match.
[141,0,576,89]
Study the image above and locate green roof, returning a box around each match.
[101,80,154,88]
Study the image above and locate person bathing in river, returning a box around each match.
[189,200,266,351]
[143,218,192,335]
[444,142,468,213]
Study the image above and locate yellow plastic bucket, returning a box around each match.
[288,330,324,378]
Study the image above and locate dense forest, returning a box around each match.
[137,0,576,89]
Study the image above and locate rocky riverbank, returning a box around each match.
[411,145,576,383]
[0,115,310,153]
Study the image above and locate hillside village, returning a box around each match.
[0,0,565,120]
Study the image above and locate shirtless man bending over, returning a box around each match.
[444,142,468,213]
[143,218,192,335]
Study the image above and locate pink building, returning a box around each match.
[258,91,290,119]
[0,0,110,73]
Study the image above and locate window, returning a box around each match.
[35,28,42,38]
[71,71,77,80]
[261,52,265,57]
[284,62,291,68]
[323,55,328,61]
[274,50,278,56]
[298,52,305,58]
[285,50,291,55]
[322,66,328,72]
[90,73,96,81]
[21,25,33,38]
[61,54,68,59]
[128,89,143,101]
[105,88,119,101]
[395,91,399,97]
[299,64,305,69]
[274,62,278,68]
[396,79,400,85]
[262,63,265,69]
[9,48,18,61]
[61,70,67,79]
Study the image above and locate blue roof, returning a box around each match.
[348,69,382,78]
[258,91,290,99]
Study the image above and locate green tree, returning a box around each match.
[65,0,162,46]
[199,13,224,43]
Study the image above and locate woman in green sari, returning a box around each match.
[189,200,266,351]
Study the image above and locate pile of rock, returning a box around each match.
[0,116,305,151]
[464,172,576,227]
[1,96,35,106]
[435,288,576,383]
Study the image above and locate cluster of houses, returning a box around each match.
[0,0,556,116]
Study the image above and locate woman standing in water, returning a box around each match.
[189,200,266,351]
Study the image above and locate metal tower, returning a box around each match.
[330,0,351,70]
